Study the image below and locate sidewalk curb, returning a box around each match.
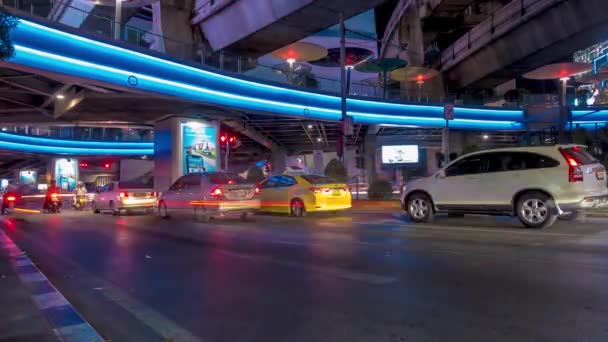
[0,223,104,342]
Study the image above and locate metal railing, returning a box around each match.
[0,124,154,142]
[439,0,564,71]
[1,0,451,103]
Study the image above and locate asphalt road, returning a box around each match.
[2,210,608,342]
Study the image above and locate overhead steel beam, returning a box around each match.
[0,95,50,116]
[0,77,52,97]
[222,118,281,150]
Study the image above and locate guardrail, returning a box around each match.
[0,125,153,142]
[438,0,564,71]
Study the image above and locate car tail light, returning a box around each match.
[6,196,15,202]
[559,148,584,183]
[151,192,156,197]
[342,186,349,192]
[210,187,223,198]
[254,187,260,195]
[119,192,128,198]
[50,193,58,199]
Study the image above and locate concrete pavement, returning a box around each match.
[2,210,608,341]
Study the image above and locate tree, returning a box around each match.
[324,158,347,182]
[0,9,19,61]
[245,166,265,183]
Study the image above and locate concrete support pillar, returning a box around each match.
[154,117,220,191]
[152,0,196,58]
[312,150,324,175]
[271,148,287,174]
[449,131,466,158]
[363,131,378,182]
[399,5,424,66]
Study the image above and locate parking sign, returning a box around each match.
[444,104,454,120]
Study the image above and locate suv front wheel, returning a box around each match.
[407,193,434,223]
[516,191,557,229]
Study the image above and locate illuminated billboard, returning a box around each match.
[181,122,218,174]
[55,158,78,191]
[19,170,37,185]
[381,145,419,164]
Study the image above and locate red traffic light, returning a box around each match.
[229,136,236,144]
[220,135,227,143]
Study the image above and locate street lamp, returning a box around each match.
[114,0,122,40]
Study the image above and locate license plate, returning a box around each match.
[597,171,605,180]
[332,190,341,196]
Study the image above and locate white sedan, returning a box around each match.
[158,172,260,222]
[92,181,157,215]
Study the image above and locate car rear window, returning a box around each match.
[118,181,149,189]
[208,173,245,184]
[563,147,596,165]
[301,175,338,184]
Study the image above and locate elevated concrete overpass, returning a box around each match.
[438,0,608,89]
[2,10,526,132]
[191,0,387,57]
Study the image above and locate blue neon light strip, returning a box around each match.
[6,17,527,130]
[13,46,342,121]
[0,140,153,155]
[571,109,608,122]
[350,112,524,130]
[0,132,153,149]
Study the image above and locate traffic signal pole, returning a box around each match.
[339,12,347,164]
[225,139,229,172]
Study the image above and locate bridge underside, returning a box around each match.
[197,0,387,57]
[443,0,608,89]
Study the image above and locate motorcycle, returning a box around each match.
[72,195,86,211]
[45,193,61,214]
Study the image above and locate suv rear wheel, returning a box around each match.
[516,191,557,229]
[407,193,434,223]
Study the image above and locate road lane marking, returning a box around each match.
[32,291,70,310]
[93,285,204,342]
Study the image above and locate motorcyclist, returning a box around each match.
[43,180,60,211]
[73,183,87,208]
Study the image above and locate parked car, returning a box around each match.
[259,174,352,216]
[401,145,608,228]
[158,172,260,222]
[92,181,157,215]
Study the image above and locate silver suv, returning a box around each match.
[401,145,608,228]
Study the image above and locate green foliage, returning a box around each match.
[0,9,19,61]
[324,158,347,182]
[246,166,265,183]
[368,180,392,200]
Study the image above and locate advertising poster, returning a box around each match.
[55,158,78,191]
[19,170,37,185]
[182,123,218,174]
[381,145,419,164]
